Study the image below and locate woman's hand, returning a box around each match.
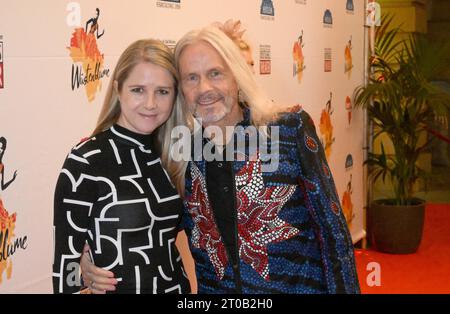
[80,243,118,294]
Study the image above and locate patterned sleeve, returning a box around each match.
[52,149,97,294]
[295,109,360,294]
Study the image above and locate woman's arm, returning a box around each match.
[53,150,97,293]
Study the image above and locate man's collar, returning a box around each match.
[236,102,251,127]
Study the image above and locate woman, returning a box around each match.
[53,39,191,294]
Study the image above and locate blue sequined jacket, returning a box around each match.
[181,107,360,294]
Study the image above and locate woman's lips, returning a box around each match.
[139,113,157,119]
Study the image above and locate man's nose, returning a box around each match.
[198,77,213,93]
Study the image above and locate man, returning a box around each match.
[81,25,360,294]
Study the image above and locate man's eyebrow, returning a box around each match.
[181,72,197,78]
[209,66,225,71]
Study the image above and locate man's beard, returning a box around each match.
[190,91,234,125]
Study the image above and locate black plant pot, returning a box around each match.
[368,199,425,254]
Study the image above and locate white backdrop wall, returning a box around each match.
[0,0,366,293]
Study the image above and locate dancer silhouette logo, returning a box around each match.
[293,31,306,83]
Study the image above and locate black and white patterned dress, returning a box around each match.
[53,124,190,294]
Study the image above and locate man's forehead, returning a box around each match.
[179,41,229,72]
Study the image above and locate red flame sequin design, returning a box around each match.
[187,165,229,280]
[235,158,299,280]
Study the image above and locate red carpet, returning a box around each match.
[355,204,450,294]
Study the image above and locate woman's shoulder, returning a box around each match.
[68,129,110,158]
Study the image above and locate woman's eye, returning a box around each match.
[157,89,170,95]
[131,87,144,93]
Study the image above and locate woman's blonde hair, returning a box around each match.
[92,39,187,195]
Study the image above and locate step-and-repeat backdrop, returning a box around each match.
[0,0,366,293]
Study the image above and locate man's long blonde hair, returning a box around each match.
[172,26,286,195]
[174,26,281,130]
[92,39,187,194]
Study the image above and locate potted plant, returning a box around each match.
[354,16,450,254]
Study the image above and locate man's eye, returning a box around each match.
[187,75,198,81]
[210,70,222,78]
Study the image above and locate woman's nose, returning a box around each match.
[144,95,157,110]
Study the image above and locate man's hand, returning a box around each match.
[80,243,118,294]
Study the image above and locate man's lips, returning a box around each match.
[197,96,223,106]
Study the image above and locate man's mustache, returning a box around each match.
[196,91,223,104]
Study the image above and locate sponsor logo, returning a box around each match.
[323,9,333,28]
[157,0,181,9]
[324,48,332,72]
[162,39,177,51]
[345,154,354,170]
[259,45,271,75]
[346,0,355,14]
[261,0,275,20]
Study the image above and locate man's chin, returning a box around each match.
[196,112,228,125]
[198,115,223,124]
